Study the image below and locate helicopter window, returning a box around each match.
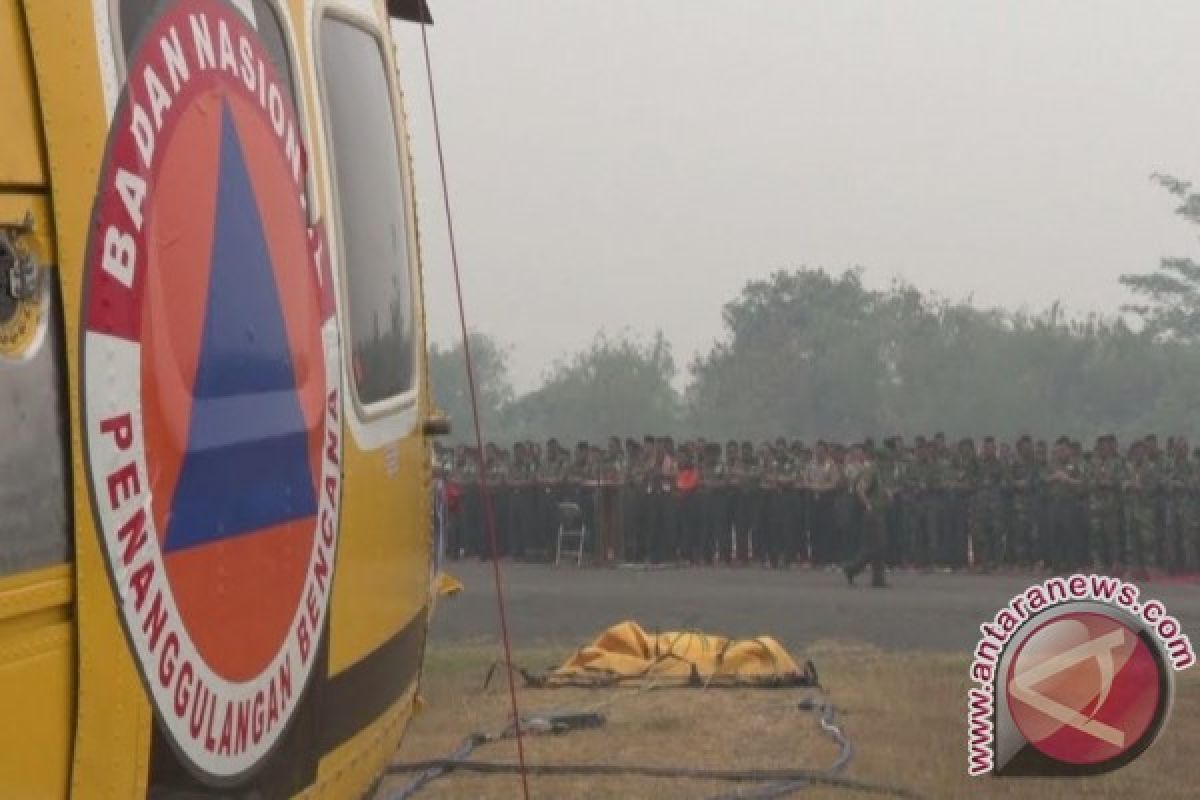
[319,16,416,406]
[116,1,299,114]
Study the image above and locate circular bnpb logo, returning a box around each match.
[80,0,341,782]
[1002,609,1172,775]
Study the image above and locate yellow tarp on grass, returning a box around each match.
[528,621,818,689]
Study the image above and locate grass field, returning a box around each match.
[379,639,1200,800]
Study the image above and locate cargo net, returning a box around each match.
[518,621,819,690]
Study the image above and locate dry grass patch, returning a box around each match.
[379,639,1200,799]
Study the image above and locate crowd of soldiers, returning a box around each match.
[433,432,1200,582]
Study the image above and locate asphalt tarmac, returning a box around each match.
[430,562,1200,653]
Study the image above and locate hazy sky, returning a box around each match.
[392,1,1200,391]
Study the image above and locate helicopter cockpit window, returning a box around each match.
[116,0,299,115]
[319,16,416,407]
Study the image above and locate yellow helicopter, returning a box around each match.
[0,0,445,796]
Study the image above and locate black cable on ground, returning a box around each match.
[387,671,922,800]
[390,734,487,800]
[385,760,921,798]
[704,694,859,800]
[389,712,608,800]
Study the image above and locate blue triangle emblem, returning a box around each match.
[163,102,318,553]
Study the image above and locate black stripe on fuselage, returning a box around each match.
[147,609,427,798]
[315,607,427,756]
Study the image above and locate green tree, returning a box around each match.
[687,269,888,440]
[428,332,513,442]
[505,331,681,441]
[437,263,1200,445]
[687,267,1200,441]
[1120,174,1200,340]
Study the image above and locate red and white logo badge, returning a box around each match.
[991,603,1173,776]
[969,576,1190,777]
[1006,612,1163,767]
[81,0,341,782]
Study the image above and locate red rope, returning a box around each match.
[417,18,531,800]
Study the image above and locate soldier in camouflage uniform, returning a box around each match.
[1007,436,1039,567]
[507,442,536,559]
[1035,439,1051,562]
[1163,437,1192,574]
[483,443,510,558]
[780,440,806,565]
[696,443,724,564]
[522,442,540,557]
[758,441,784,566]
[843,443,889,588]
[621,439,646,563]
[638,437,662,564]
[807,441,839,565]
[536,438,569,560]
[565,441,597,555]
[1045,437,1086,572]
[1123,439,1159,579]
[676,441,703,564]
[639,436,661,562]
[997,440,1016,564]
[1144,434,1167,567]
[941,438,974,568]
[654,438,680,563]
[447,444,472,558]
[458,446,483,557]
[732,441,761,564]
[881,437,907,566]
[771,437,800,567]
[968,436,1005,571]
[838,443,861,566]
[596,437,626,562]
[1086,435,1123,572]
[905,438,937,568]
[1188,447,1200,572]
[711,441,739,563]
[931,437,953,566]
[793,442,815,564]
[1072,439,1093,567]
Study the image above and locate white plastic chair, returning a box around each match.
[555,501,587,566]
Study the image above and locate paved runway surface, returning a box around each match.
[431,562,1200,653]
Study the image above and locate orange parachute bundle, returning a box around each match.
[524,621,819,689]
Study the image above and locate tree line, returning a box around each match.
[430,175,1200,444]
